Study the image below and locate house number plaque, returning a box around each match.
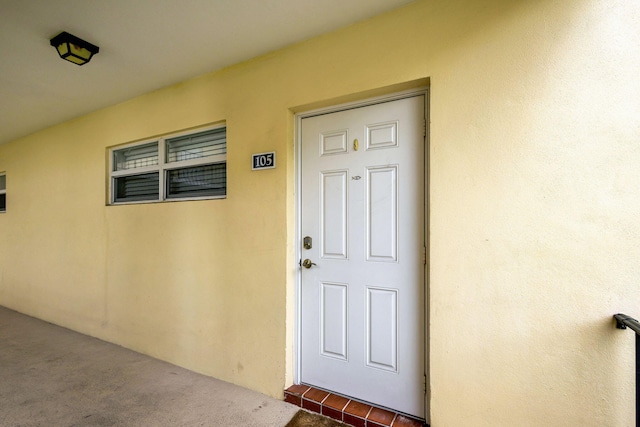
[252,151,276,170]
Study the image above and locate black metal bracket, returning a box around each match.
[615,313,640,334]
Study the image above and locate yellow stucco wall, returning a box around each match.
[1,0,639,425]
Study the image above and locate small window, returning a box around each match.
[109,126,226,204]
[0,173,5,212]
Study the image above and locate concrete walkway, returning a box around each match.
[0,306,299,426]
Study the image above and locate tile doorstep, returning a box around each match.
[284,385,426,427]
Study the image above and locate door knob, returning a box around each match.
[301,259,317,269]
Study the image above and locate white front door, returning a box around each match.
[299,94,426,418]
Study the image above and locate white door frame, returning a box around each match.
[293,87,430,418]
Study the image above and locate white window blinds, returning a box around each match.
[166,128,226,163]
[114,173,159,203]
[113,142,158,171]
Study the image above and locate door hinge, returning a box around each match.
[423,119,427,138]
[423,374,427,395]
[423,246,427,266]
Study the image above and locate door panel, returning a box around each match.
[366,165,398,262]
[320,282,348,360]
[321,171,348,259]
[300,95,425,418]
[366,286,398,371]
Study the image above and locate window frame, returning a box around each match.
[0,172,5,213]
[108,125,226,205]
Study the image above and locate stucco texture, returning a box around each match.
[0,0,638,425]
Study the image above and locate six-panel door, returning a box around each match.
[300,95,426,418]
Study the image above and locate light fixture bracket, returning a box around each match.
[50,31,99,66]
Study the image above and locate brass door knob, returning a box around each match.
[301,259,317,269]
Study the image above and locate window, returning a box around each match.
[109,126,226,204]
[0,173,5,212]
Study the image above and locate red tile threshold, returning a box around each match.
[284,385,427,427]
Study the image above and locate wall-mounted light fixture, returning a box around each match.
[50,31,99,66]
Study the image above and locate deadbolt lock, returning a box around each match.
[303,236,312,250]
